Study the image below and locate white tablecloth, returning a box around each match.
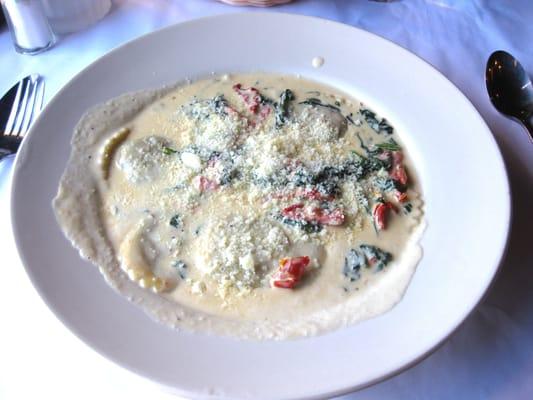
[1,1,532,399]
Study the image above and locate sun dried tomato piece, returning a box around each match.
[233,83,272,127]
[307,207,345,226]
[372,202,395,230]
[295,187,335,201]
[281,203,306,220]
[272,256,310,289]
[390,151,408,185]
[233,83,263,114]
[281,204,345,226]
[394,190,408,203]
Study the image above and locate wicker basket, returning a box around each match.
[218,0,294,6]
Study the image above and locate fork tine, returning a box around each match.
[23,76,45,136]
[4,77,26,136]
[34,76,45,116]
[11,77,33,137]
[19,75,41,136]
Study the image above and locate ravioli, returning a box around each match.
[54,73,424,339]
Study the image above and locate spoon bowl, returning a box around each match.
[486,50,533,141]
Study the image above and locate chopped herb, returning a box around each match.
[375,138,401,151]
[275,89,294,128]
[403,202,413,214]
[172,260,187,279]
[169,214,181,228]
[163,146,177,155]
[346,113,355,125]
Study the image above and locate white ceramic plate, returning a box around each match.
[11,13,510,400]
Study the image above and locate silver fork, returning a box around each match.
[0,74,45,161]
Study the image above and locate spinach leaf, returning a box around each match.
[376,176,407,194]
[169,214,181,229]
[211,94,231,115]
[172,260,187,279]
[359,244,392,271]
[346,113,356,125]
[184,94,233,120]
[275,89,294,128]
[343,244,393,281]
[292,166,314,186]
[279,216,323,233]
[360,108,394,134]
[351,151,389,178]
[299,97,341,112]
[343,249,365,281]
[355,134,392,171]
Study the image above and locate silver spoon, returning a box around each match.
[486,50,533,142]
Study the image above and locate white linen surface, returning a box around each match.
[0,1,532,399]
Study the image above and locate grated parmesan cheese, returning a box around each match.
[192,215,289,295]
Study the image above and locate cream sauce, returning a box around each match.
[54,73,425,340]
[312,56,325,68]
